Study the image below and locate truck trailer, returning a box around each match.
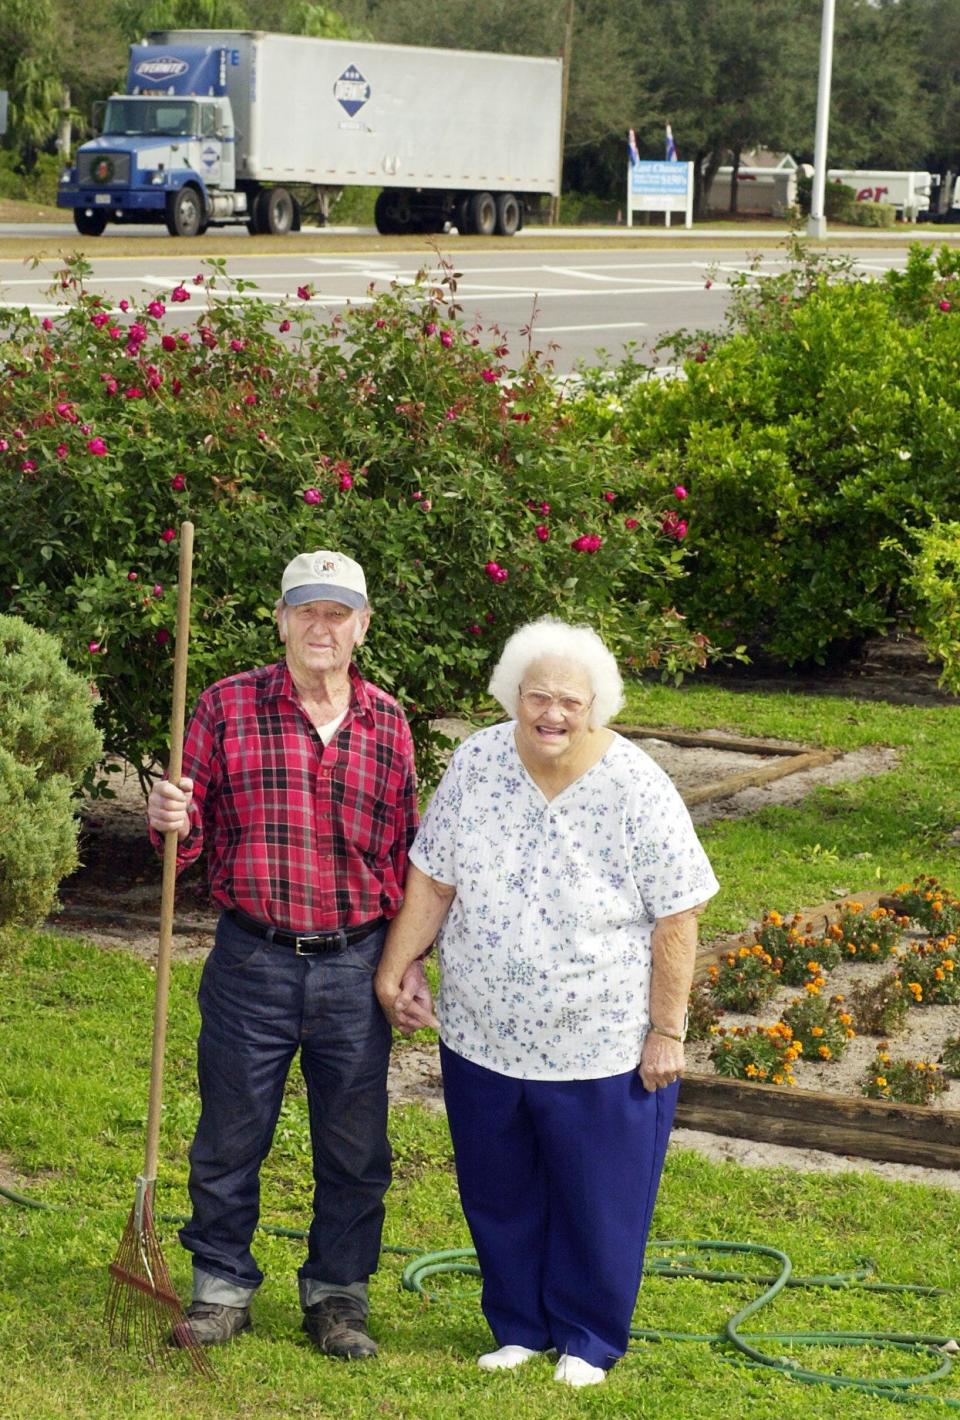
[57,30,563,238]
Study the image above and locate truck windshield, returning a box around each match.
[103,100,199,138]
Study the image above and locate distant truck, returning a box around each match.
[827,169,932,221]
[57,30,563,238]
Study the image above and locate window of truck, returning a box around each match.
[103,100,199,138]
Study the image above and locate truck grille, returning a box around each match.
[78,151,131,186]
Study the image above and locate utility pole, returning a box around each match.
[807,0,836,239]
[549,0,574,225]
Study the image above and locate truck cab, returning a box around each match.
[57,44,244,236]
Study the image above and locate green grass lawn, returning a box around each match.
[2,683,960,1418]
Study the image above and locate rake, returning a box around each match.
[105,520,213,1378]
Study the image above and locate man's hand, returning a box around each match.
[147,777,194,840]
[638,1030,684,1093]
[375,957,438,1036]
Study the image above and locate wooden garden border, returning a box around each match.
[685,891,960,1169]
[618,724,838,808]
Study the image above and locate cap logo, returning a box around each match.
[313,555,339,575]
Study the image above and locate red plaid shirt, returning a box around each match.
[159,660,418,933]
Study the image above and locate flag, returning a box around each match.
[665,123,678,161]
[628,128,640,167]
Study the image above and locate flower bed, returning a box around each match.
[688,882,960,1111]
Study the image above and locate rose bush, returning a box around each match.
[0,255,710,783]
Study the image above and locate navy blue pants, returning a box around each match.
[179,913,392,1295]
[440,1041,678,1370]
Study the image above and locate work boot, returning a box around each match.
[172,1300,252,1348]
[301,1295,378,1359]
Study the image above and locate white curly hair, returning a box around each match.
[488,617,625,729]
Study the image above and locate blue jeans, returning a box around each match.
[179,912,392,1302]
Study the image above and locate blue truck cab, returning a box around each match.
[57,44,242,236]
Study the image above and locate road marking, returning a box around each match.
[536,320,648,333]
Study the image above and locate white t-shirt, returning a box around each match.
[409,721,719,1080]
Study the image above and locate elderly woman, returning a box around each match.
[375,618,718,1388]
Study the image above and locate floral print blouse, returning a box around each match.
[409,722,719,1080]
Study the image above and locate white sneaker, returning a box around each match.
[477,1344,542,1371]
[554,1354,606,1387]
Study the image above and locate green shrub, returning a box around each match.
[846,200,896,228]
[846,972,909,1036]
[862,1045,947,1104]
[706,942,780,1013]
[907,521,960,692]
[573,241,960,665]
[0,616,101,929]
[0,255,709,784]
[0,151,60,206]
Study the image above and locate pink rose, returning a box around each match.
[127,571,138,581]
[170,474,186,492]
[56,444,69,459]
[279,319,291,333]
[535,524,550,542]
[467,623,482,636]
[56,402,78,422]
[424,322,437,336]
[673,485,688,500]
[480,369,497,383]
[147,300,166,318]
[338,472,353,491]
[87,437,108,456]
[539,501,551,515]
[939,299,952,312]
[571,534,602,554]
[440,329,454,348]
[90,311,109,329]
[419,498,431,510]
[0,439,8,452]
[124,387,144,399]
[155,628,171,646]
[152,583,164,597]
[297,284,313,301]
[108,326,121,339]
[42,317,54,331]
[160,527,176,543]
[21,459,36,473]
[602,490,615,503]
[303,488,322,505]
[171,285,190,303]
[88,641,101,654]
[193,273,204,285]
[624,517,639,530]
[375,319,386,329]
[161,334,178,352]
[230,339,245,353]
[118,299,129,312]
[244,393,257,405]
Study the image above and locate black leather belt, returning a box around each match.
[227,907,384,955]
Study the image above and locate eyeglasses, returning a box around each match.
[518,687,595,718]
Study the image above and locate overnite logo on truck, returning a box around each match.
[334,66,370,117]
[134,57,190,80]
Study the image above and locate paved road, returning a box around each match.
[0,236,912,372]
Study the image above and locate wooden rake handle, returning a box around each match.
[143,521,195,1188]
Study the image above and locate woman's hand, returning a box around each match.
[376,957,439,1036]
[638,1030,684,1092]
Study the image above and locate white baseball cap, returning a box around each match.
[281,550,367,609]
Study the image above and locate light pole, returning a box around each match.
[807,0,836,239]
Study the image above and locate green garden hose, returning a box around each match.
[1,1181,957,1406]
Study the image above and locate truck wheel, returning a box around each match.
[495,193,522,237]
[263,187,295,235]
[374,190,401,234]
[470,191,497,237]
[165,186,205,238]
[74,209,108,237]
[454,195,473,235]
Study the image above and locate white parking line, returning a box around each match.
[537,321,648,333]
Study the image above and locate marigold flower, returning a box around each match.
[818,1045,832,1059]
[875,1075,887,1088]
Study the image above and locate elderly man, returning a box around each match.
[147,549,429,1358]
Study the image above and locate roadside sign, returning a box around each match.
[627,159,694,228]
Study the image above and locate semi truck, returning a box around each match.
[57,30,563,238]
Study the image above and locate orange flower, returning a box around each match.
[818,1045,832,1059]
